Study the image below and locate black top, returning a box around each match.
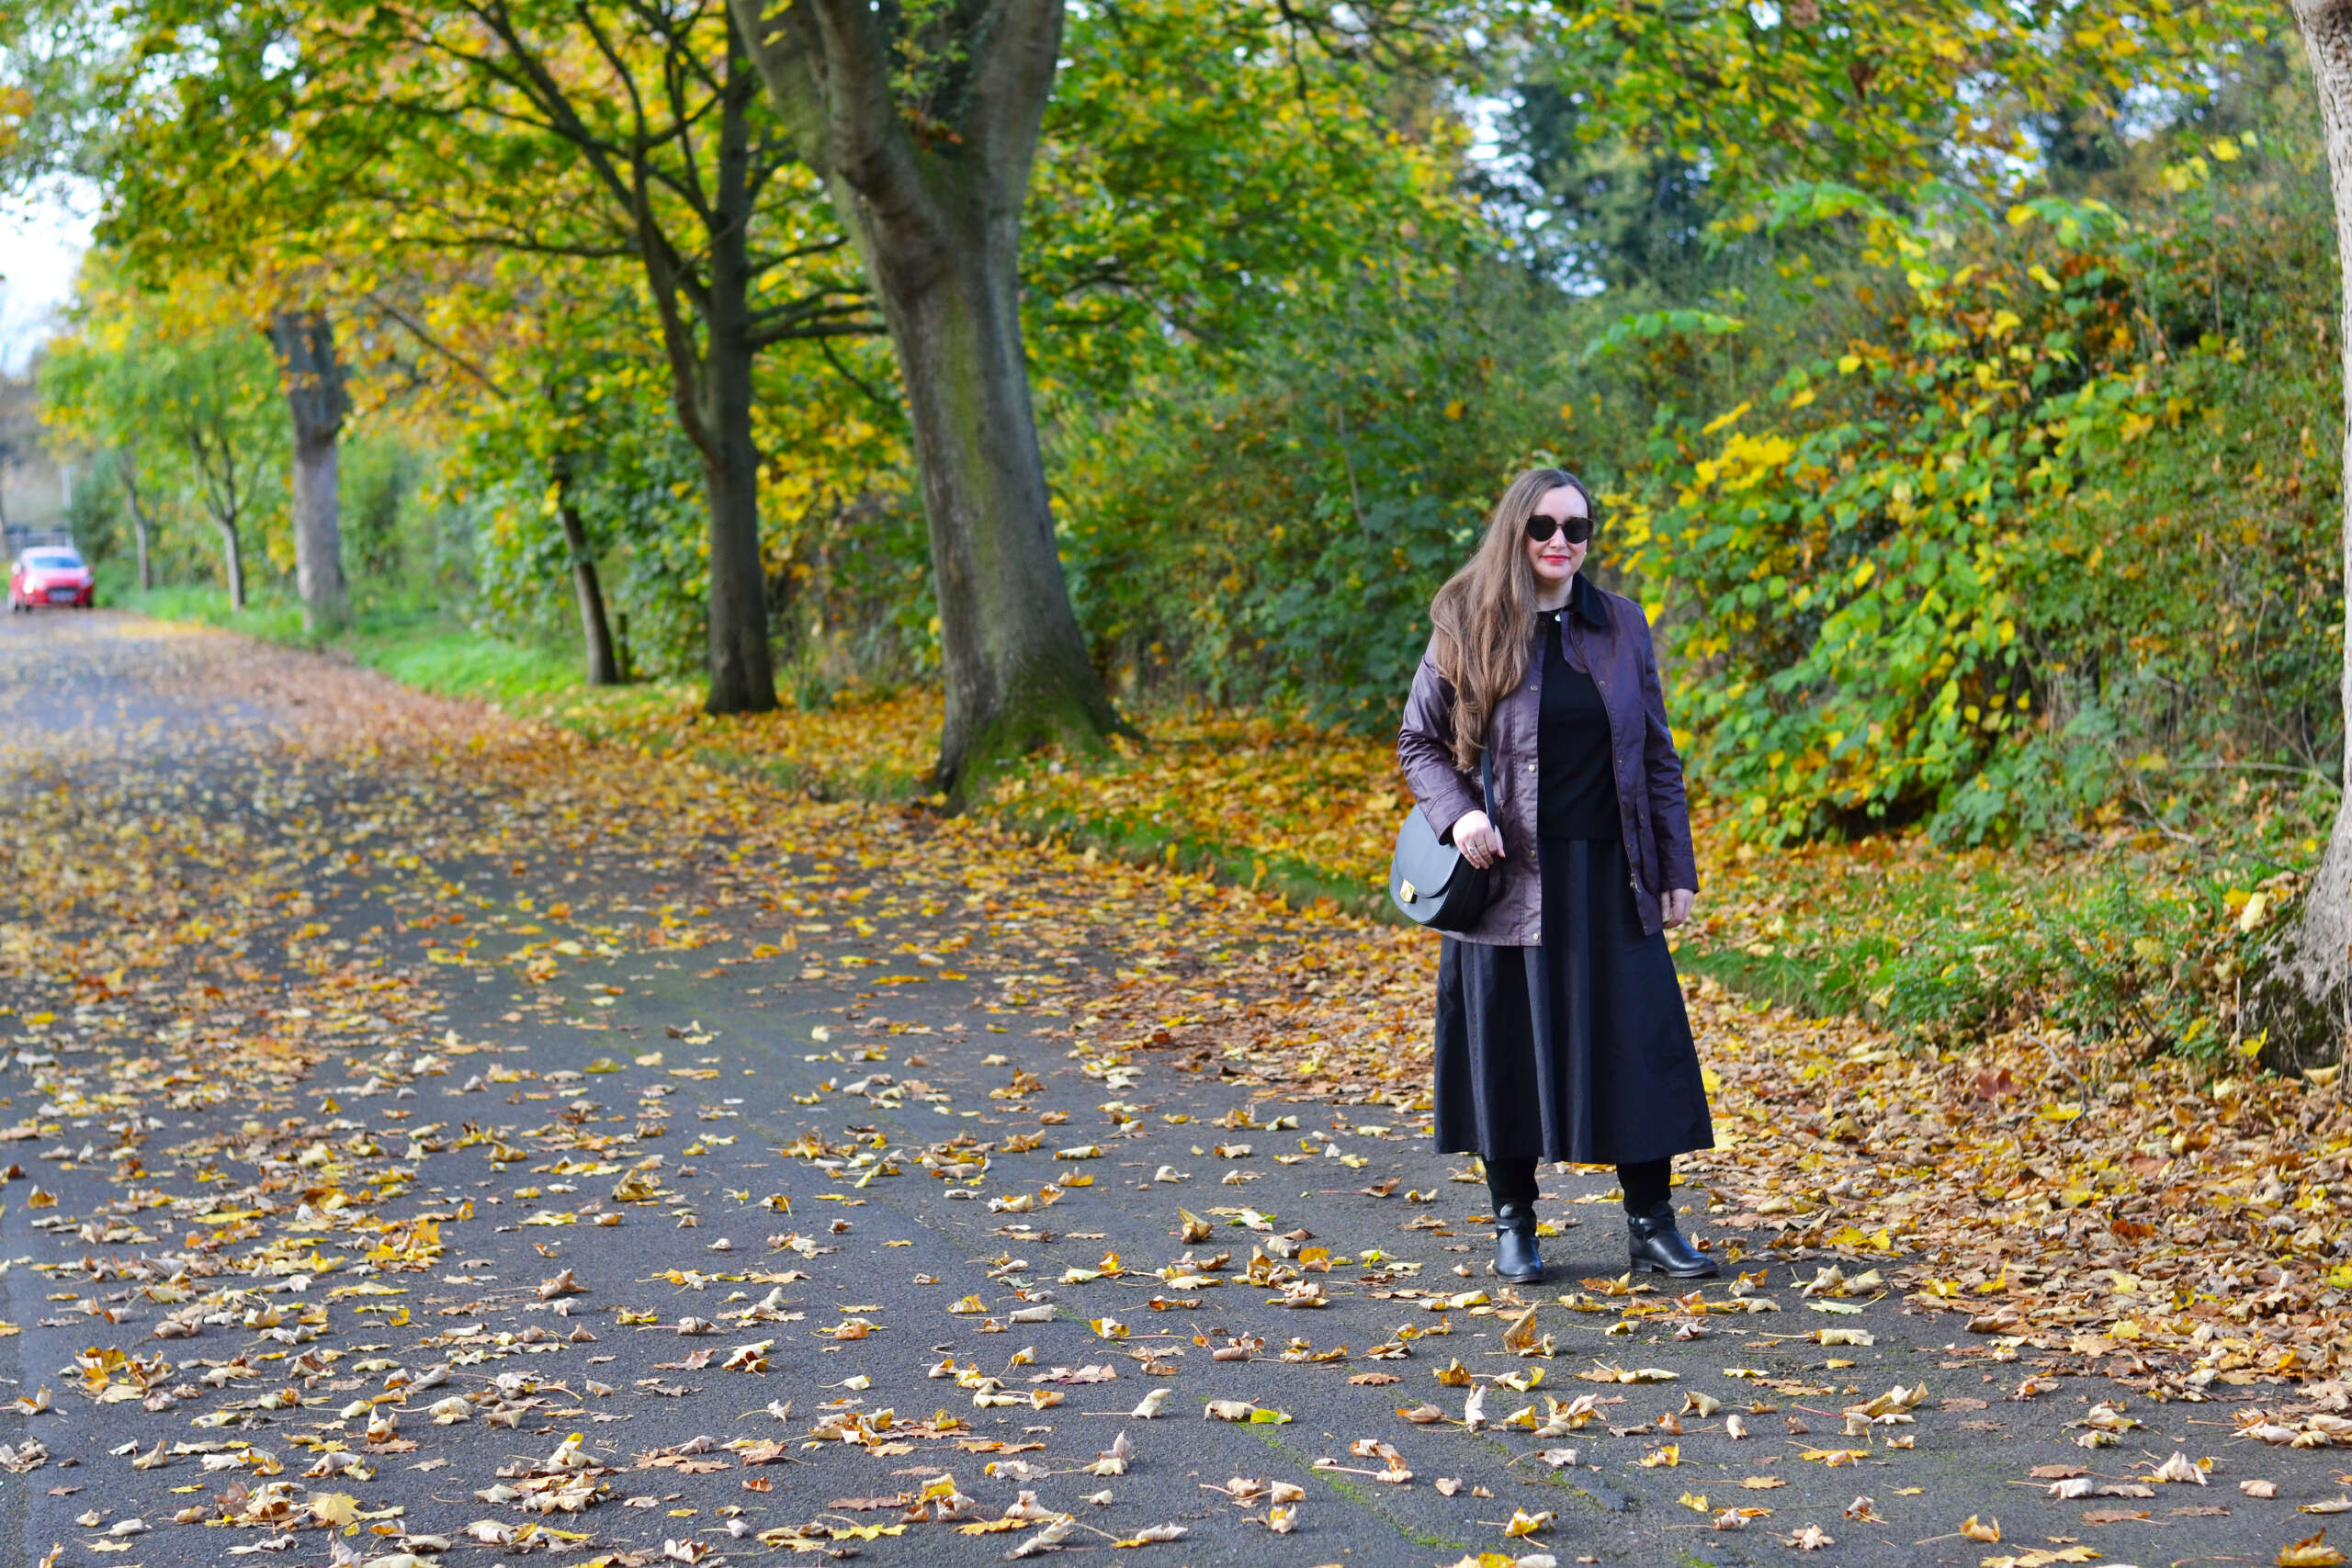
[1537,584,1621,842]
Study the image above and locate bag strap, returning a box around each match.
[1444,745,1498,851]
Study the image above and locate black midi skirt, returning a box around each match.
[1432,835,1713,1167]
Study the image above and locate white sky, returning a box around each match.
[0,184,95,377]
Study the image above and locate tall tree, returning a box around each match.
[9,6,357,626]
[266,306,349,632]
[40,272,283,606]
[723,0,1478,792]
[97,0,876,712]
[725,0,1128,794]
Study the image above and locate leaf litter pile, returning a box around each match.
[1,616,2349,1568]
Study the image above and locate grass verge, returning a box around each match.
[116,588,581,709]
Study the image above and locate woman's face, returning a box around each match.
[1523,485,1589,588]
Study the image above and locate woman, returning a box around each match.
[1396,468,1716,1283]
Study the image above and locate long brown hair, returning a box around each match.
[1429,467,1596,770]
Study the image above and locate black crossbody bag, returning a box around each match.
[1387,746,1498,931]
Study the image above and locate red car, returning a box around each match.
[9,547,94,611]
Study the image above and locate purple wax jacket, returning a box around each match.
[1396,577,1700,945]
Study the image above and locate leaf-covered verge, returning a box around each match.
[124,591,2337,1071]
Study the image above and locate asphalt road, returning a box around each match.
[0,610,2340,1568]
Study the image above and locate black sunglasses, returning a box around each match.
[1525,513,1592,545]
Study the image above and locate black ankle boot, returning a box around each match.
[1493,1201,1544,1284]
[1627,1202,1716,1278]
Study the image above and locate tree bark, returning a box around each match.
[218,519,245,613]
[116,452,153,593]
[693,232,774,715]
[731,0,1126,797]
[267,309,351,634]
[878,199,1125,796]
[2251,2,2352,1071]
[552,459,621,686]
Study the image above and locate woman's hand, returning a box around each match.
[1451,810,1505,869]
[1662,888,1696,929]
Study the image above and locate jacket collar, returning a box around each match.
[1539,572,1611,631]
[1573,571,1611,629]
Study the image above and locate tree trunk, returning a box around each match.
[218,519,245,613]
[116,453,153,593]
[871,199,1124,796]
[552,460,621,686]
[730,0,1125,799]
[694,290,774,714]
[267,309,351,634]
[2252,2,2352,1071]
[636,20,775,716]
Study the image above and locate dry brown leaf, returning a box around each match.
[2281,1530,2350,1568]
